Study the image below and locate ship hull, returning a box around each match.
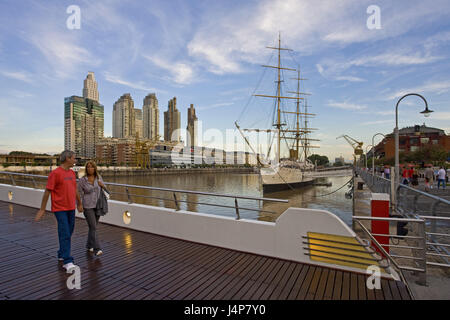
[260,164,315,193]
[262,178,315,193]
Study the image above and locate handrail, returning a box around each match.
[354,220,413,287]
[0,171,288,204]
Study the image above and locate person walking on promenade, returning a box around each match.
[408,165,414,184]
[424,165,435,188]
[437,167,447,190]
[402,166,410,185]
[77,161,107,256]
[384,166,390,180]
[411,168,419,188]
[35,150,83,272]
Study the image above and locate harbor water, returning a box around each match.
[105,173,354,226]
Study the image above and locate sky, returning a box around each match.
[0,0,450,161]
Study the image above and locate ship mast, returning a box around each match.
[254,33,298,163]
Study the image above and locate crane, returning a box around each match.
[336,135,364,166]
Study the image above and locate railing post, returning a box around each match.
[235,198,240,220]
[390,167,396,212]
[31,176,37,189]
[9,174,16,186]
[125,187,132,204]
[416,220,427,286]
[173,193,180,211]
[430,201,438,243]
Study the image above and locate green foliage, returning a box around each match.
[307,154,329,166]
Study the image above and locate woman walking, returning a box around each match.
[78,161,107,256]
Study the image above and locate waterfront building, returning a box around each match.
[0,153,58,166]
[113,93,135,139]
[82,71,99,102]
[143,93,159,140]
[134,108,143,139]
[374,124,450,159]
[96,137,137,166]
[164,97,181,142]
[186,104,198,148]
[64,95,104,159]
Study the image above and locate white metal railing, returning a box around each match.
[0,171,288,220]
[354,167,450,285]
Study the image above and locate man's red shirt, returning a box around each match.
[46,167,77,212]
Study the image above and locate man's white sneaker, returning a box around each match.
[63,262,77,272]
[95,249,103,256]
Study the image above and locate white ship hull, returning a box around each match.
[261,162,315,192]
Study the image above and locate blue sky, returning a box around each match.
[1,0,450,161]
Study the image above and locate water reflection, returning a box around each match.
[105,173,353,226]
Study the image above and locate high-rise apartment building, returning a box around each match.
[134,108,143,138]
[143,93,159,140]
[164,97,181,142]
[112,93,135,139]
[83,71,99,102]
[64,96,104,159]
[186,104,198,147]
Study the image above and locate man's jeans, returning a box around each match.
[54,210,75,264]
[438,179,446,189]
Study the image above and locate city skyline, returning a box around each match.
[1,0,450,160]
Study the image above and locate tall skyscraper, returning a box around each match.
[112,93,135,138]
[134,108,143,139]
[83,71,99,102]
[186,104,198,147]
[143,93,159,140]
[164,97,181,142]
[64,96,104,159]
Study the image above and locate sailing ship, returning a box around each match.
[235,34,320,193]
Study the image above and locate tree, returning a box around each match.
[307,154,329,167]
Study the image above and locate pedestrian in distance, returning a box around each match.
[77,161,108,256]
[437,167,446,190]
[425,177,432,192]
[384,166,390,180]
[402,166,410,185]
[35,150,82,272]
[411,168,419,188]
[424,165,435,188]
[408,165,414,185]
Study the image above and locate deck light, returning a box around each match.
[123,211,131,224]
[8,191,13,201]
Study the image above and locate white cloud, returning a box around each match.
[360,120,393,125]
[318,51,441,81]
[197,102,235,111]
[335,76,366,82]
[143,55,195,85]
[104,72,164,93]
[327,101,367,111]
[388,81,450,100]
[0,70,33,83]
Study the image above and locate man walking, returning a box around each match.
[35,150,83,271]
[437,167,446,190]
[424,165,435,188]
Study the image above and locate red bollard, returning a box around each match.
[371,193,390,255]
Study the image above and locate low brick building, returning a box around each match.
[374,124,450,159]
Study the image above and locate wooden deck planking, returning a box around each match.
[0,201,411,300]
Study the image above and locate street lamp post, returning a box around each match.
[372,133,386,177]
[365,144,373,170]
[394,93,433,198]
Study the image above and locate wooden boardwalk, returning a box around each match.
[0,201,411,300]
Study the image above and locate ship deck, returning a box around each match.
[0,201,411,300]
